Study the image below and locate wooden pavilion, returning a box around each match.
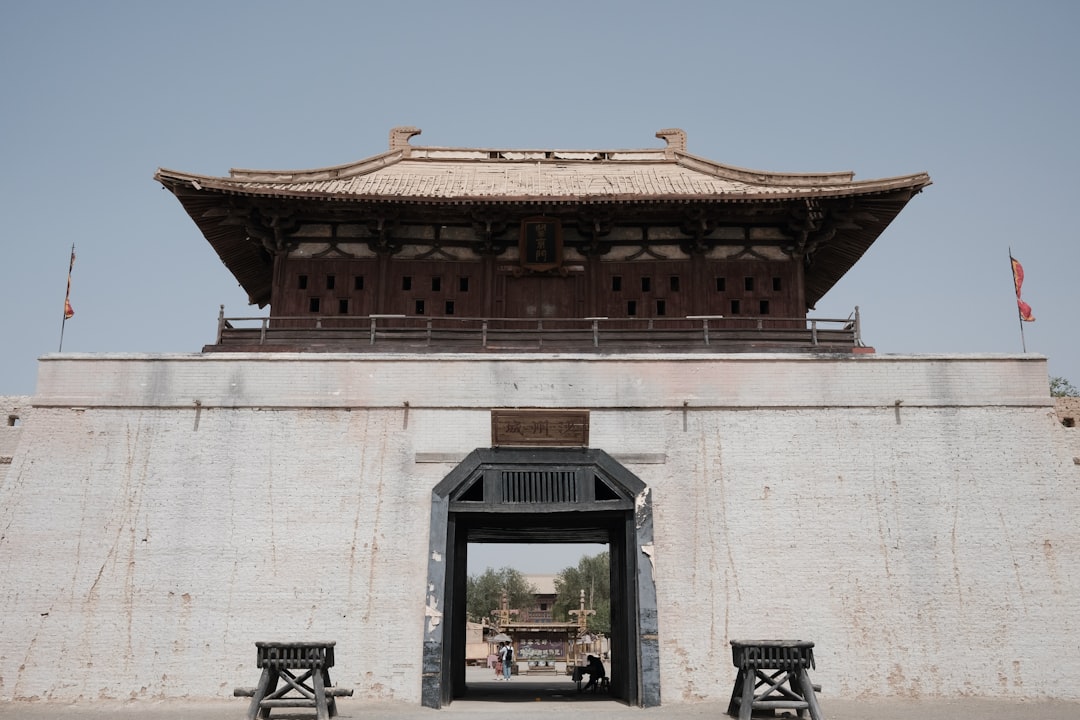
[155,127,929,354]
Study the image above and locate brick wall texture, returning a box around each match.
[1,352,1077,704]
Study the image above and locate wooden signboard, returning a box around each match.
[491,409,589,447]
[519,217,563,272]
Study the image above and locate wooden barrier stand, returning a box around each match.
[234,641,353,720]
[727,640,824,720]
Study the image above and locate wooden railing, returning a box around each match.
[207,307,863,354]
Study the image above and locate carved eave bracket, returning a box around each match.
[826,199,877,232]
[801,226,837,267]
[365,207,402,254]
[471,211,511,256]
[576,211,614,257]
[244,211,300,255]
[678,207,718,255]
[787,199,831,264]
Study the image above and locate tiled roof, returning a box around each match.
[526,574,558,595]
[156,126,929,204]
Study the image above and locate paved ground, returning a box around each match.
[1,667,1077,719]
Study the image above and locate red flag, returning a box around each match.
[1010,256,1034,322]
[63,246,75,319]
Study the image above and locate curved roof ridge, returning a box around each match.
[225,147,405,183]
[159,126,928,193]
[154,126,930,201]
[673,151,856,186]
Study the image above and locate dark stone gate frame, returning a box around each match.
[423,448,660,708]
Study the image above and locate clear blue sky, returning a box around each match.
[2,2,1077,571]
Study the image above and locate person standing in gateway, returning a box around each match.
[500,641,513,680]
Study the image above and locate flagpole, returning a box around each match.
[1009,247,1027,353]
[59,243,75,351]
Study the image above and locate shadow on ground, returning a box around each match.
[456,667,625,706]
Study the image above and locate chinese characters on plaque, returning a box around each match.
[519,217,563,272]
[491,409,589,447]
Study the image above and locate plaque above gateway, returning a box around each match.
[491,409,589,447]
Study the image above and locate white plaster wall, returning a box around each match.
[1,353,1077,704]
[0,404,428,701]
[0,397,30,486]
[0,398,31,442]
[645,404,1077,701]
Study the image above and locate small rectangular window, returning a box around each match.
[338,299,349,314]
[432,277,442,292]
[402,276,412,291]
[715,277,726,292]
[414,299,425,315]
[459,277,469,292]
[326,275,336,290]
[759,300,770,315]
[445,300,455,315]
[627,300,637,316]
[309,297,321,313]
[669,276,680,291]
[298,275,308,290]
[730,299,741,315]
[641,277,652,292]
[772,277,782,292]
[612,276,622,292]
[354,276,364,290]
[656,299,666,316]
[744,277,755,292]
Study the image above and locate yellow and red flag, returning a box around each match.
[63,246,75,319]
[1010,255,1034,322]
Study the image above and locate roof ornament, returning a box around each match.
[389,126,422,153]
[655,128,687,155]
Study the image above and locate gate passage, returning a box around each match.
[234,641,353,720]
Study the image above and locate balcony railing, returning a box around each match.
[206,307,864,354]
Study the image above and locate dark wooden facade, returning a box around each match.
[272,256,798,322]
[155,127,929,353]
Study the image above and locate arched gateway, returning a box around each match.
[423,448,659,708]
